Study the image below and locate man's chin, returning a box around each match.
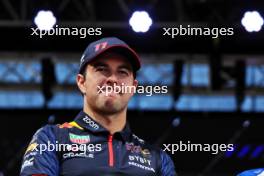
[98,106,121,115]
[100,99,123,114]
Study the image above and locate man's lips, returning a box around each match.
[104,93,118,97]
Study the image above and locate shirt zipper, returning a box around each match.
[108,134,114,167]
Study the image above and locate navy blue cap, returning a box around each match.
[79,37,141,74]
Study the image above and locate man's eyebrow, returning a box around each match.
[91,61,132,71]
[92,62,108,68]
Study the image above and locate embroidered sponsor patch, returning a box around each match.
[25,143,38,154]
[69,133,90,144]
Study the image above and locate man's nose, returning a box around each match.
[106,74,118,86]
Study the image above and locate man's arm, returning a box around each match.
[160,150,177,176]
[20,125,59,176]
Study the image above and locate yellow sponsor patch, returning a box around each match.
[142,149,151,155]
[25,142,38,153]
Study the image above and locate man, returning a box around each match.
[20,37,176,176]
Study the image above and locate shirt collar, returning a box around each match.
[74,111,132,141]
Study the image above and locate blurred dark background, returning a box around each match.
[0,0,264,175]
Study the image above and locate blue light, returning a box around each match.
[237,145,251,158]
[225,144,237,158]
[250,145,264,159]
[176,95,236,111]
[129,95,173,110]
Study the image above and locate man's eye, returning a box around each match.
[119,70,129,75]
[96,67,106,71]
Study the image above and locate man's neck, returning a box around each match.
[83,106,127,134]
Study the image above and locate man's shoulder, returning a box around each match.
[32,121,84,138]
[56,121,84,130]
[47,121,84,131]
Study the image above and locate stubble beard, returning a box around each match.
[89,95,127,115]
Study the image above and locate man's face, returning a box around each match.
[76,52,138,115]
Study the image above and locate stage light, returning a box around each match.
[172,118,181,127]
[241,11,263,32]
[34,10,56,30]
[237,145,251,158]
[225,145,237,158]
[250,145,264,159]
[242,120,250,128]
[129,11,152,32]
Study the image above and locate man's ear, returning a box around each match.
[76,74,86,95]
[133,79,138,88]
